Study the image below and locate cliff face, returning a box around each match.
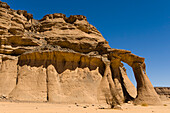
[0,1,161,106]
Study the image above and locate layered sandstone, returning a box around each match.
[155,87,170,101]
[0,1,161,107]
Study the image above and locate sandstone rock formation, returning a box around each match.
[0,1,161,107]
[155,87,170,101]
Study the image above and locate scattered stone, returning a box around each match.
[75,103,79,107]
[83,106,87,108]
[113,105,122,110]
[0,95,7,99]
[127,101,133,104]
[98,107,105,109]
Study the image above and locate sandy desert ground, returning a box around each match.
[0,100,169,113]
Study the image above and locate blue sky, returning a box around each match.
[2,0,170,87]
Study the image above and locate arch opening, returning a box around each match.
[119,62,137,102]
[122,62,136,87]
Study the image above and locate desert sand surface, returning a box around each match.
[0,101,169,113]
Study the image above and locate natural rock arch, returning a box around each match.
[108,49,162,105]
[0,1,162,107]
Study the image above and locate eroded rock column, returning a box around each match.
[110,58,124,102]
[132,62,162,105]
[46,65,63,102]
[0,56,17,97]
[101,58,123,107]
[9,65,47,102]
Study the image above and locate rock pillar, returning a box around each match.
[110,58,124,101]
[102,58,123,107]
[132,62,162,105]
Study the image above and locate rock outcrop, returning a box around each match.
[155,87,170,101]
[0,1,161,106]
